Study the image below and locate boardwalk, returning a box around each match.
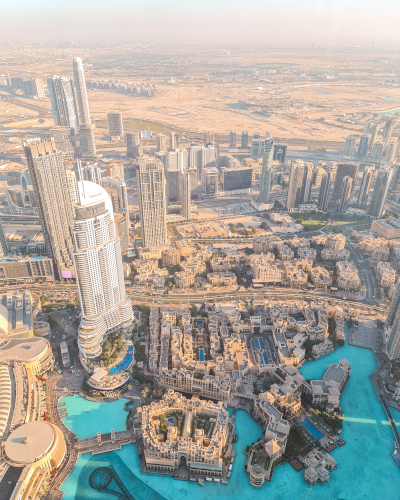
[77,430,135,454]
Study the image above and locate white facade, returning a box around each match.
[72,180,133,359]
[73,57,91,126]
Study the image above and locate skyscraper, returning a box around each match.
[189,145,202,170]
[286,161,305,210]
[107,111,123,141]
[72,57,96,157]
[47,76,79,130]
[259,140,274,204]
[273,144,287,164]
[229,131,236,148]
[72,179,133,360]
[338,176,353,212]
[73,57,91,126]
[241,131,249,149]
[251,138,273,159]
[318,172,331,212]
[170,132,178,150]
[331,162,359,208]
[180,171,191,220]
[201,144,217,171]
[370,123,378,148]
[357,166,374,208]
[50,126,77,157]
[24,139,75,277]
[368,165,394,218]
[343,135,356,156]
[156,134,167,152]
[389,163,400,202]
[385,141,397,162]
[126,132,142,158]
[138,159,167,248]
[370,142,383,162]
[301,162,314,204]
[382,117,396,154]
[204,132,214,146]
[201,167,219,195]
[0,220,9,258]
[357,134,369,157]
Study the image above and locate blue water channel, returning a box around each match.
[60,324,400,500]
[381,96,400,116]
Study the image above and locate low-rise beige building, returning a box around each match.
[207,272,236,287]
[174,271,195,289]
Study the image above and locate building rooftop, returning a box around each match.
[0,337,48,363]
[4,421,54,465]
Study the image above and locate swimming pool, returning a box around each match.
[109,345,134,374]
[302,418,324,441]
[199,349,204,361]
[167,417,174,423]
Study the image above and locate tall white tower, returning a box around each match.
[72,177,133,360]
[73,57,91,126]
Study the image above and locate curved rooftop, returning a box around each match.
[76,180,114,218]
[4,421,54,465]
[0,337,48,363]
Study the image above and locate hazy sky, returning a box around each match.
[2,0,400,45]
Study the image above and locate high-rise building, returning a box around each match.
[229,131,236,148]
[390,163,400,202]
[10,76,45,97]
[126,132,142,158]
[368,165,394,218]
[138,159,167,248]
[72,179,133,360]
[158,149,189,172]
[251,138,273,159]
[47,76,79,130]
[331,162,359,208]
[24,139,75,277]
[357,166,375,208]
[370,142,384,162]
[0,220,8,258]
[357,134,369,157]
[72,57,91,126]
[114,212,130,253]
[189,145,202,170]
[201,167,219,195]
[82,164,102,185]
[170,132,178,150]
[106,163,124,181]
[204,132,214,146]
[343,135,356,156]
[385,141,397,162]
[78,124,96,157]
[220,167,252,192]
[156,134,167,152]
[273,144,287,164]
[50,126,77,157]
[201,144,217,171]
[370,123,378,148]
[180,171,191,220]
[318,172,331,212]
[259,144,274,204]
[188,167,199,200]
[241,131,249,149]
[286,161,305,210]
[107,111,123,141]
[301,162,314,204]
[382,117,396,154]
[338,176,353,212]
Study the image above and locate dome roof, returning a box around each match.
[4,421,55,465]
[76,180,114,218]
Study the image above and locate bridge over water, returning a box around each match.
[76,429,135,455]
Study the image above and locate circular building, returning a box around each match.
[3,421,66,472]
[250,464,265,487]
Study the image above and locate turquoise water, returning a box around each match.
[60,395,129,439]
[61,327,400,500]
[381,96,400,116]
